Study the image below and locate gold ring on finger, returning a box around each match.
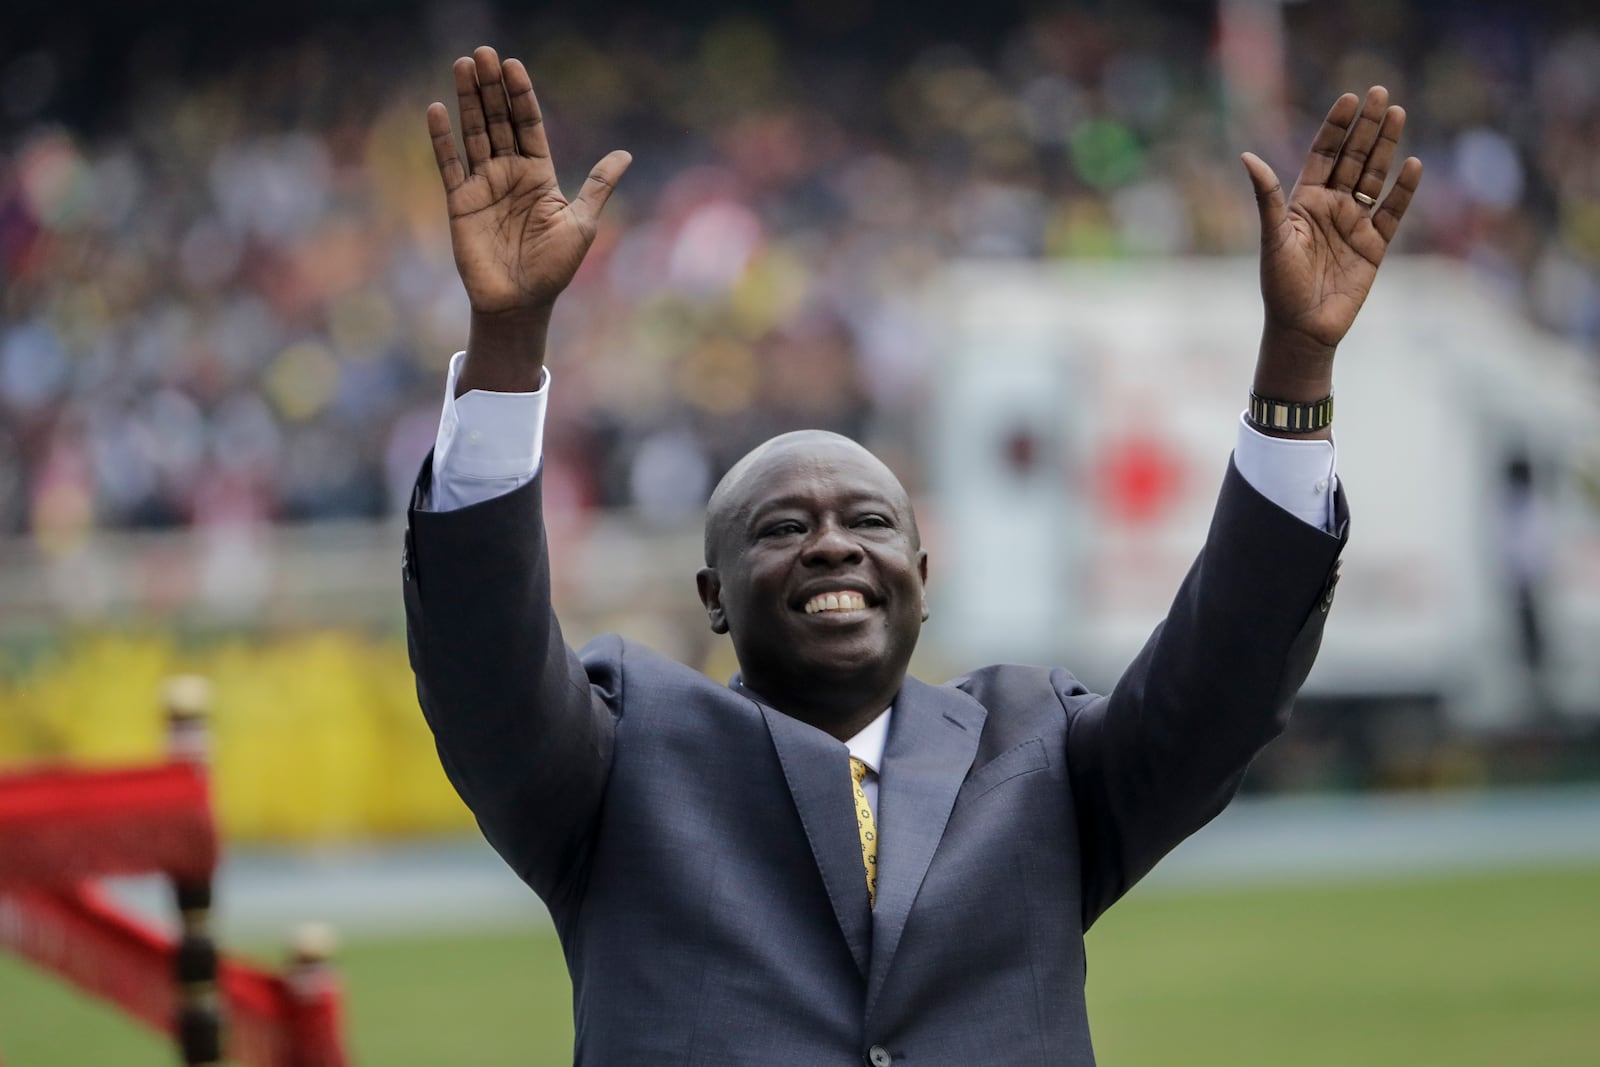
[1353,190,1377,208]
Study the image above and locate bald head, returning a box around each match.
[693,428,929,738]
[703,431,917,566]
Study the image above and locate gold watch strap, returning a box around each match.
[1248,391,1334,434]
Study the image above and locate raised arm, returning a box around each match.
[406,47,630,909]
[1242,86,1422,431]
[426,45,631,395]
[1068,89,1422,922]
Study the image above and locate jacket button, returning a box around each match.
[1319,560,1342,613]
[868,1046,892,1067]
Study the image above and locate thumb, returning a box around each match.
[1240,151,1287,238]
[573,150,633,227]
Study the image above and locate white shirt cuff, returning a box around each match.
[1232,413,1338,531]
[427,352,549,512]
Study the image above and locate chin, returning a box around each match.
[795,645,886,681]
[802,633,918,687]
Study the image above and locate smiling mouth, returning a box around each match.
[803,591,870,615]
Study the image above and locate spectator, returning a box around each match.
[1,5,1596,536]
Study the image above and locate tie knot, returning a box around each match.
[850,756,869,784]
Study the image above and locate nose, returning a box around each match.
[801,519,863,567]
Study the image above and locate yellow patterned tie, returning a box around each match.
[849,757,878,907]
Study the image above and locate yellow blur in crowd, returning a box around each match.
[0,631,475,841]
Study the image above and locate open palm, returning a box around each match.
[427,47,631,315]
[1243,87,1423,353]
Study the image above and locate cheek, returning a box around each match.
[881,547,925,592]
[725,561,787,619]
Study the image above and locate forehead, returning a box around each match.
[735,442,906,513]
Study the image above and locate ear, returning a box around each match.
[917,549,930,621]
[696,567,729,634]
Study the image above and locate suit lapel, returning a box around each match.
[747,685,872,978]
[866,676,987,1016]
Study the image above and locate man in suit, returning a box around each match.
[404,46,1421,1065]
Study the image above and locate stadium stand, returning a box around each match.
[1,4,1596,538]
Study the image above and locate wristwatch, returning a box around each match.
[1247,391,1333,434]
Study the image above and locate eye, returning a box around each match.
[761,520,805,538]
[853,514,891,529]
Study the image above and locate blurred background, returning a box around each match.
[2,0,1598,1064]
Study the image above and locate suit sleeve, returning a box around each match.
[1063,457,1346,927]
[403,454,618,910]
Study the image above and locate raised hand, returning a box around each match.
[428,46,631,393]
[1242,87,1422,408]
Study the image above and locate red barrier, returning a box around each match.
[0,676,352,1066]
[0,885,348,1066]
[0,762,217,889]
[0,884,175,1033]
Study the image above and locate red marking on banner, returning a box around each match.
[1095,435,1185,525]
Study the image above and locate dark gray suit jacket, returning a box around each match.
[403,457,1346,1065]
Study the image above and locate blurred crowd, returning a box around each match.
[3,4,1598,540]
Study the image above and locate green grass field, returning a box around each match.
[3,864,1596,1065]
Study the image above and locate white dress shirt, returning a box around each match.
[843,708,892,819]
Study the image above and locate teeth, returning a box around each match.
[805,592,868,614]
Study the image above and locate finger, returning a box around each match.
[426,102,466,193]
[1294,92,1360,191]
[503,59,551,161]
[572,150,633,227]
[1329,86,1390,193]
[453,56,491,171]
[473,45,518,157]
[1372,156,1423,244]
[1241,152,1287,236]
[1352,105,1406,208]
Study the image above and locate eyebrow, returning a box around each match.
[746,493,899,527]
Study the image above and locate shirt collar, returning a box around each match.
[844,707,892,775]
